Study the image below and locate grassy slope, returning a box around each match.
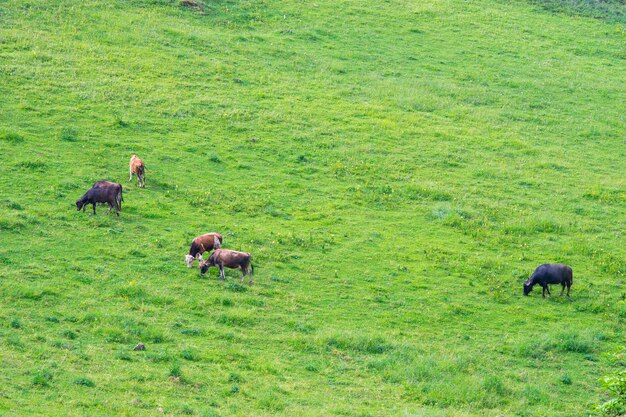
[0,0,624,415]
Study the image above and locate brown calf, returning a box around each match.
[129,155,145,188]
[199,249,253,284]
[185,233,223,268]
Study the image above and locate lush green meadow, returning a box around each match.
[0,0,624,415]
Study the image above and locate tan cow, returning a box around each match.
[129,155,145,188]
[185,232,223,268]
[199,249,253,284]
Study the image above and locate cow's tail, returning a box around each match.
[118,185,124,209]
[249,261,254,276]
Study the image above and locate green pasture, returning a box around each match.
[0,0,624,415]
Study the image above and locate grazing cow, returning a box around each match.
[199,249,253,283]
[92,181,124,209]
[185,233,223,268]
[523,264,573,298]
[129,155,145,188]
[76,181,123,216]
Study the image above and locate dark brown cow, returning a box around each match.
[76,181,123,216]
[92,181,123,209]
[185,233,223,268]
[199,249,253,284]
[129,155,145,188]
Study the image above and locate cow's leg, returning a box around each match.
[92,203,96,215]
[542,285,547,298]
[248,266,253,285]
[241,266,246,283]
[129,168,133,182]
[559,283,565,296]
[566,282,571,297]
[545,285,551,297]
[219,264,225,281]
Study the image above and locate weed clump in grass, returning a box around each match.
[558,332,594,354]
[0,131,25,143]
[3,200,24,210]
[530,0,626,23]
[32,369,53,387]
[181,347,199,361]
[10,319,21,329]
[62,330,78,340]
[207,153,222,163]
[216,313,254,327]
[305,363,319,372]
[226,282,248,293]
[483,375,508,395]
[523,385,548,405]
[170,363,182,378]
[326,335,391,355]
[180,328,203,336]
[16,160,47,172]
[6,335,24,350]
[59,127,78,142]
[74,377,95,387]
[516,331,595,359]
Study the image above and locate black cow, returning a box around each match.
[76,181,123,216]
[92,181,123,209]
[523,264,572,298]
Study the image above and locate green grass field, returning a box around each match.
[0,0,624,415]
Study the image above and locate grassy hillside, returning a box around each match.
[0,0,624,415]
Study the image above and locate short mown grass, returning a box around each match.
[0,0,624,416]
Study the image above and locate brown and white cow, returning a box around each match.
[185,233,223,268]
[199,249,254,284]
[129,155,145,188]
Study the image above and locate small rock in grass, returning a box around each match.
[133,342,145,351]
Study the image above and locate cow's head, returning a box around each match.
[199,260,210,275]
[76,199,84,211]
[523,281,533,296]
[185,254,195,268]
